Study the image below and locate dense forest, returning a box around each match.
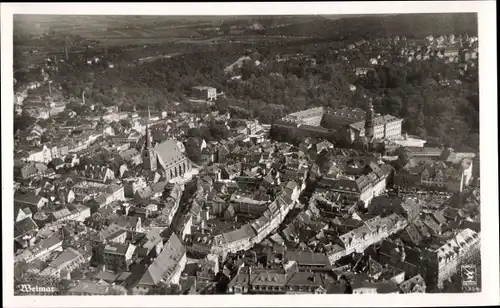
[265,13,478,39]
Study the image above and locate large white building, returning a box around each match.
[349,115,403,141]
[192,86,217,101]
[282,107,325,127]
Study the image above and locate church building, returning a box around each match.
[141,111,192,181]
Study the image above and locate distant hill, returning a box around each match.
[265,13,478,39]
[14,14,477,40]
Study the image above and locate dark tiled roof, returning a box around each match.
[403,224,423,245]
[93,271,119,283]
[155,139,187,168]
[104,243,130,256]
[222,223,256,244]
[138,233,185,286]
[14,217,38,238]
[286,271,325,287]
[14,192,44,205]
[49,247,82,269]
[432,210,447,225]
[284,250,329,266]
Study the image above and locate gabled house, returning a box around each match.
[14,192,49,213]
[14,204,33,223]
[103,243,136,273]
[14,217,39,248]
[51,157,66,170]
[133,233,187,293]
[14,162,37,180]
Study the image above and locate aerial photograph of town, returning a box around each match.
[12,12,481,296]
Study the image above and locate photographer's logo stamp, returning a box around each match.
[461,264,479,292]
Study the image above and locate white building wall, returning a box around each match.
[168,253,187,285]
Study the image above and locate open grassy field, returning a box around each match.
[13,15,326,43]
[15,16,204,39]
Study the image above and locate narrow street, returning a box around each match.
[161,176,198,241]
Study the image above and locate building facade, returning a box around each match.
[425,228,480,289]
[135,233,187,292]
[282,107,324,127]
[192,86,217,101]
[350,115,403,141]
[103,243,136,273]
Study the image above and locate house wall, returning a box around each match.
[385,120,403,139]
[372,178,388,199]
[345,228,389,255]
[108,232,127,244]
[352,287,378,294]
[394,173,421,188]
[378,252,421,279]
[103,253,128,273]
[111,187,125,201]
[187,242,212,258]
[27,150,47,163]
[15,210,30,223]
[180,217,192,241]
[360,187,375,206]
[165,252,187,285]
[221,237,253,254]
[162,158,191,180]
[75,207,91,221]
[355,120,402,140]
[31,241,64,262]
[192,87,217,101]
[58,254,86,274]
[251,197,295,245]
[328,249,346,264]
[390,271,406,285]
[421,177,445,188]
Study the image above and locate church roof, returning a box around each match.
[154,140,187,167]
[138,233,185,286]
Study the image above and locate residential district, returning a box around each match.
[13,33,480,295]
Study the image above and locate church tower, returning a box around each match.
[142,107,157,171]
[364,99,375,141]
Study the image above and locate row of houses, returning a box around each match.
[208,181,302,259]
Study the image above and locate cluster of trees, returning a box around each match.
[355,59,479,151]
[265,13,477,40]
[184,121,231,163]
[269,124,305,146]
[14,113,37,132]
